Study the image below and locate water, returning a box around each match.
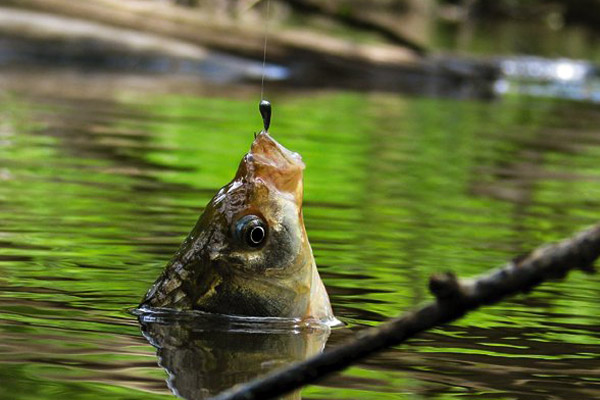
[1,62,600,400]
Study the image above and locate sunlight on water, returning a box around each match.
[0,75,599,400]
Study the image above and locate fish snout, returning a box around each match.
[239,132,305,203]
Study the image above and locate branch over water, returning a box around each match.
[212,223,600,400]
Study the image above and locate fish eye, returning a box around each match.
[235,215,268,248]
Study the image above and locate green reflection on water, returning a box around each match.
[0,84,599,400]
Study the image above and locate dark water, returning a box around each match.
[1,62,600,400]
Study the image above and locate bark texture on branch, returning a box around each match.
[212,223,600,400]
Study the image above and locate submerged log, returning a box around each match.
[212,223,600,400]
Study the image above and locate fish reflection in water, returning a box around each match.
[137,310,330,400]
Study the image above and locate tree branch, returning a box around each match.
[212,223,600,400]
[278,0,428,55]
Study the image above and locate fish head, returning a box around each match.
[142,132,333,321]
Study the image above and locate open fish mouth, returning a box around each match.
[235,132,305,204]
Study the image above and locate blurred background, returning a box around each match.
[0,1,599,400]
[1,0,599,97]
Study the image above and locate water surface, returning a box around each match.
[0,69,599,400]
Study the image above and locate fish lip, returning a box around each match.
[235,132,305,204]
[250,131,305,170]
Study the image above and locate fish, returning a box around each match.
[140,131,334,323]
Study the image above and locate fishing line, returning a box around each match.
[259,0,272,133]
[260,0,271,101]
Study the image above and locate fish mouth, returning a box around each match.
[236,132,305,203]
